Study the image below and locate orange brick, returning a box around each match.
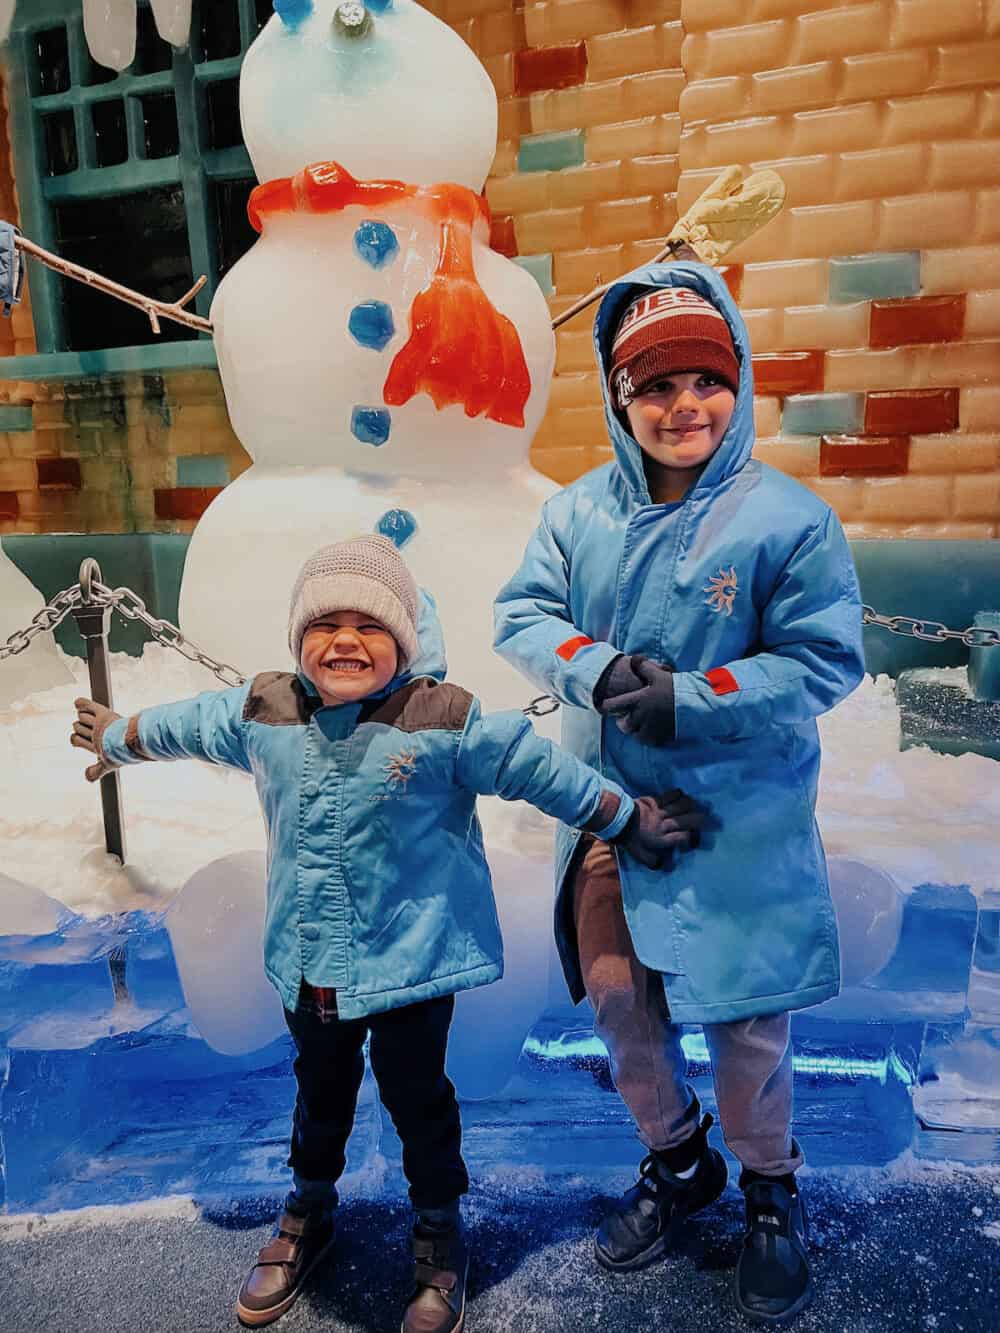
[741,307,783,353]
[884,91,978,145]
[485,172,550,215]
[555,329,599,373]
[586,26,664,82]
[587,116,665,161]
[680,0,747,33]
[753,396,782,436]
[623,153,679,198]
[752,350,825,395]
[791,101,882,156]
[878,191,976,252]
[974,188,1000,244]
[921,245,1000,295]
[546,161,622,210]
[820,434,909,477]
[548,372,602,411]
[802,475,867,522]
[697,115,784,167]
[530,444,594,486]
[553,244,623,293]
[752,436,821,477]
[836,144,927,202]
[861,475,954,523]
[750,154,832,209]
[623,69,685,118]
[951,474,1000,520]
[848,48,938,103]
[545,78,627,133]
[515,43,587,96]
[870,295,967,350]
[479,8,516,58]
[590,195,665,246]
[792,2,890,63]
[909,434,1000,474]
[786,200,878,260]
[892,0,983,47]
[751,62,838,115]
[964,290,1000,339]
[933,137,1000,189]
[979,88,1000,136]
[932,39,1000,91]
[483,52,513,99]
[516,205,588,252]
[782,303,870,354]
[865,388,960,434]
[685,21,789,79]
[961,386,1000,430]
[678,75,749,127]
[740,259,828,310]
[530,0,632,45]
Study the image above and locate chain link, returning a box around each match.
[4,580,999,711]
[861,604,1000,649]
[0,585,82,661]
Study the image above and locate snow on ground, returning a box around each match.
[0,648,998,920]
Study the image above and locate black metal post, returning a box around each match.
[71,558,126,864]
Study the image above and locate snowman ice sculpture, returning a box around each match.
[182,0,557,718]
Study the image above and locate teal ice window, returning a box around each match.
[5,0,273,356]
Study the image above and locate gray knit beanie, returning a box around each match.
[288,535,421,669]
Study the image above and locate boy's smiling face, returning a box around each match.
[625,370,736,502]
[300,610,399,706]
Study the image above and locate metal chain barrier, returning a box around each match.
[4,579,1000,712]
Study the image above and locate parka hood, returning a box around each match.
[593,261,756,504]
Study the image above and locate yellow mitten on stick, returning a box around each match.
[667,165,785,266]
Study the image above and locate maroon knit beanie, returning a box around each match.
[609,287,739,410]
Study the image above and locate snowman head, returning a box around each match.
[241,0,498,190]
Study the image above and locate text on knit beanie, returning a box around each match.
[609,287,739,411]
[288,534,421,669]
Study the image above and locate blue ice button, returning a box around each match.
[354,221,399,270]
[301,923,321,942]
[348,300,395,351]
[376,508,417,548]
[351,406,392,446]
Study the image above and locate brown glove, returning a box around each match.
[70,696,122,783]
[611,790,705,869]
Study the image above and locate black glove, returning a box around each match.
[593,653,647,710]
[602,658,676,746]
[70,696,122,783]
[612,790,705,869]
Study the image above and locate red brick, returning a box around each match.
[720,264,743,302]
[154,487,223,521]
[515,41,588,95]
[0,491,18,520]
[490,214,518,257]
[869,295,967,349]
[820,434,910,477]
[752,350,825,395]
[864,388,960,434]
[36,457,82,490]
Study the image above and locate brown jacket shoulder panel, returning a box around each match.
[359,678,474,734]
[242,672,320,726]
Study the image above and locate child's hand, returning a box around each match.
[612,790,705,869]
[603,658,676,746]
[70,697,122,783]
[593,653,646,711]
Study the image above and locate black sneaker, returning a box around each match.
[401,1222,468,1333]
[734,1177,812,1324]
[595,1113,728,1272]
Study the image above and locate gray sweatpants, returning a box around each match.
[572,835,804,1176]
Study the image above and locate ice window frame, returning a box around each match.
[5,0,266,356]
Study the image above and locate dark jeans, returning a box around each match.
[284,992,469,1212]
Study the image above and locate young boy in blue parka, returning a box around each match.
[494,263,865,1324]
[70,535,702,1333]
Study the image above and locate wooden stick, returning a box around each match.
[13,234,214,335]
[551,238,691,331]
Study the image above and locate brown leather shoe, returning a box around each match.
[235,1209,335,1327]
[401,1226,468,1333]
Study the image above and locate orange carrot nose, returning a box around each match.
[383,219,531,428]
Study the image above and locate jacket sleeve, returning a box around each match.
[456,698,634,838]
[98,683,254,774]
[672,509,865,741]
[493,496,621,710]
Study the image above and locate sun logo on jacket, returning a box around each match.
[704,566,738,616]
[384,749,418,792]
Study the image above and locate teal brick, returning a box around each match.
[176,454,230,487]
[0,405,34,431]
[514,254,554,296]
[829,252,921,304]
[782,393,864,437]
[517,130,585,173]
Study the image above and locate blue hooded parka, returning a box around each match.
[494,261,865,1025]
[100,596,633,1019]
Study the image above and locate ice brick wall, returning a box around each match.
[676,0,1000,537]
[2,2,999,536]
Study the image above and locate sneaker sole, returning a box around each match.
[732,1275,814,1326]
[235,1235,336,1328]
